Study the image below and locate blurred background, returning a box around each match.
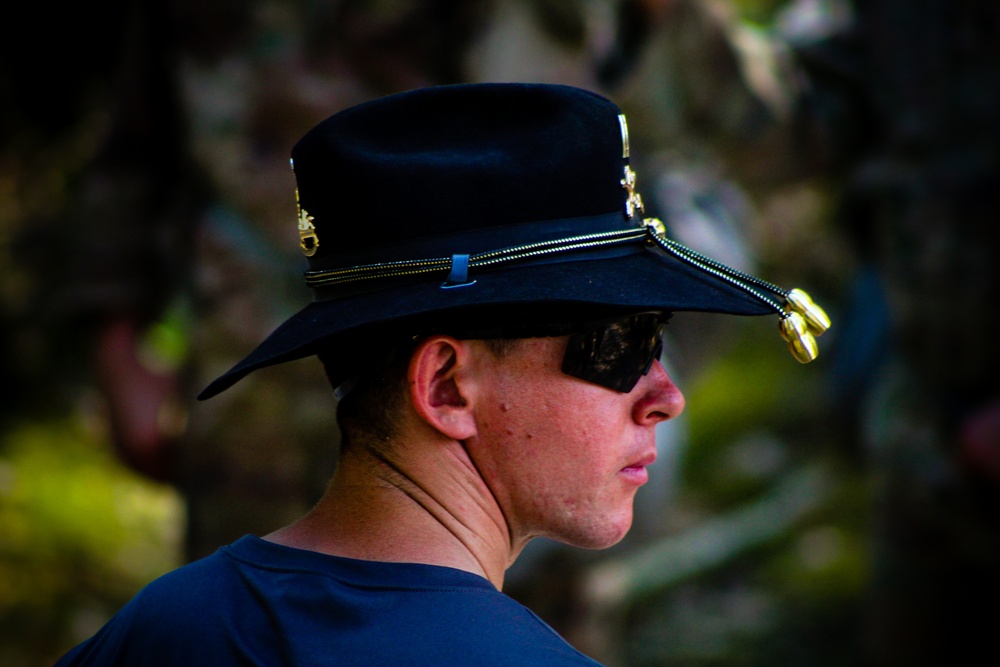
[2,0,998,665]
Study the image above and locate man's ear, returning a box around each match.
[408,336,479,441]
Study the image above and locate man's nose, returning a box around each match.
[632,359,685,426]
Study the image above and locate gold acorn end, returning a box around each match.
[779,312,819,363]
[786,288,830,336]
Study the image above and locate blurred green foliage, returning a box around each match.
[0,414,182,666]
[727,0,789,25]
[682,321,829,502]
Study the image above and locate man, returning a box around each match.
[56,83,827,666]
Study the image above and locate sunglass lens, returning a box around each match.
[561,315,663,393]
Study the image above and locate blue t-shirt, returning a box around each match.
[56,535,603,666]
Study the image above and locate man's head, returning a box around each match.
[194,82,827,552]
[323,321,684,550]
[321,310,681,552]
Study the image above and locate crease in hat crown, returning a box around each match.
[198,82,829,401]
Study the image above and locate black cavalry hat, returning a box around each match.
[198,83,829,400]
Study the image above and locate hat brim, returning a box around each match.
[197,245,776,400]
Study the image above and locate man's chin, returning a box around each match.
[557,512,634,551]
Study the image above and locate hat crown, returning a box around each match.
[290,83,627,263]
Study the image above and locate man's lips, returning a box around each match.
[619,451,657,484]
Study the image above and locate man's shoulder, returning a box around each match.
[55,540,254,665]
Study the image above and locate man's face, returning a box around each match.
[465,334,685,553]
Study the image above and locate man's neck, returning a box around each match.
[265,439,518,589]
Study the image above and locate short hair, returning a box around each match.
[318,338,521,458]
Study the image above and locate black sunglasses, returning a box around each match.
[560,313,665,393]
